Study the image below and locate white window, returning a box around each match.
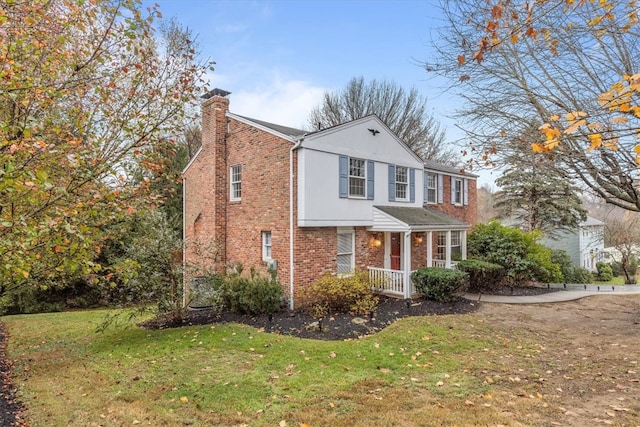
[436,231,447,260]
[230,164,242,201]
[426,173,437,203]
[451,231,462,261]
[395,166,408,200]
[452,178,462,205]
[349,157,366,197]
[262,231,272,261]
[337,229,354,275]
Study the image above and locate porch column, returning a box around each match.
[445,230,452,268]
[403,231,412,299]
[461,230,467,260]
[426,231,433,268]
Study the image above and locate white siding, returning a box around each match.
[297,117,424,227]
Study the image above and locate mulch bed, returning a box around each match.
[141,285,559,340]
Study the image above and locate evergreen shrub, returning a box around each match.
[411,267,469,302]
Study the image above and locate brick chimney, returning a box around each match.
[201,88,231,268]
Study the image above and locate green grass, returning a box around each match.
[1,309,548,426]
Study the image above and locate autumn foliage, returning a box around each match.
[0,0,209,297]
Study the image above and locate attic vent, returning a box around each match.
[201,88,231,100]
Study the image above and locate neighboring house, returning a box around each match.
[540,217,605,272]
[601,244,640,264]
[183,89,477,308]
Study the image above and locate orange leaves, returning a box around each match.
[457,55,466,66]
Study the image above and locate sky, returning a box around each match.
[142,0,496,186]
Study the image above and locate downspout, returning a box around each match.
[182,176,187,308]
[289,136,304,310]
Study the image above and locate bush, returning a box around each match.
[411,267,469,302]
[307,271,378,316]
[569,267,593,284]
[596,262,613,281]
[219,268,283,315]
[609,261,622,277]
[468,221,562,284]
[456,259,505,291]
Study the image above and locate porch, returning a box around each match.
[367,206,469,299]
[368,262,460,298]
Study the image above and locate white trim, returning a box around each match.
[181,146,203,174]
[230,164,242,201]
[262,231,272,261]
[394,165,409,201]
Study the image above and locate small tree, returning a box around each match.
[605,213,640,284]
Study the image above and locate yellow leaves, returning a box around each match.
[587,133,603,151]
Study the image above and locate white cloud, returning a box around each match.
[230,77,327,130]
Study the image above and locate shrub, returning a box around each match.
[596,262,613,281]
[569,267,593,284]
[609,261,622,277]
[456,259,505,291]
[307,271,378,316]
[218,267,283,315]
[468,221,563,284]
[411,267,469,302]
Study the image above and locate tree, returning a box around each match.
[604,211,640,284]
[307,77,457,164]
[0,1,211,298]
[494,122,587,235]
[428,0,640,211]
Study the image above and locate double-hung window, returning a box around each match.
[426,173,437,203]
[452,178,462,205]
[395,166,408,200]
[349,157,366,197]
[337,228,354,275]
[451,231,461,260]
[230,164,242,201]
[262,231,272,261]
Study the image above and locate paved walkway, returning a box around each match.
[463,284,640,304]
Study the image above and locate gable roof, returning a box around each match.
[230,114,307,139]
[302,114,424,165]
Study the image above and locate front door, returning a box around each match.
[390,232,401,270]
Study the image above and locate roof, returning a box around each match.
[374,206,469,229]
[581,216,605,227]
[424,159,478,178]
[233,114,307,138]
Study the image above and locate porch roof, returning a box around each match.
[370,206,469,232]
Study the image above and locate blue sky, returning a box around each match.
[144,0,495,186]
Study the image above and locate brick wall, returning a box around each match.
[430,175,478,225]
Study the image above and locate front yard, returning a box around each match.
[2,294,639,426]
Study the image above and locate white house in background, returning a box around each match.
[540,217,605,272]
[601,244,640,264]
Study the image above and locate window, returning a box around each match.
[262,231,272,261]
[395,166,408,200]
[426,173,437,203]
[436,231,447,260]
[452,178,462,205]
[337,229,354,275]
[230,164,242,201]
[349,157,366,197]
[451,231,462,261]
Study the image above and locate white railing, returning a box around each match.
[368,267,405,297]
[432,260,459,269]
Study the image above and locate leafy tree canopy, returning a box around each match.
[429,0,640,211]
[0,0,211,295]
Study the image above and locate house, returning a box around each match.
[539,217,605,272]
[182,89,477,308]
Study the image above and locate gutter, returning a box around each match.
[182,175,187,308]
[289,136,304,310]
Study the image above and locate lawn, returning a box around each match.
[3,296,639,426]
